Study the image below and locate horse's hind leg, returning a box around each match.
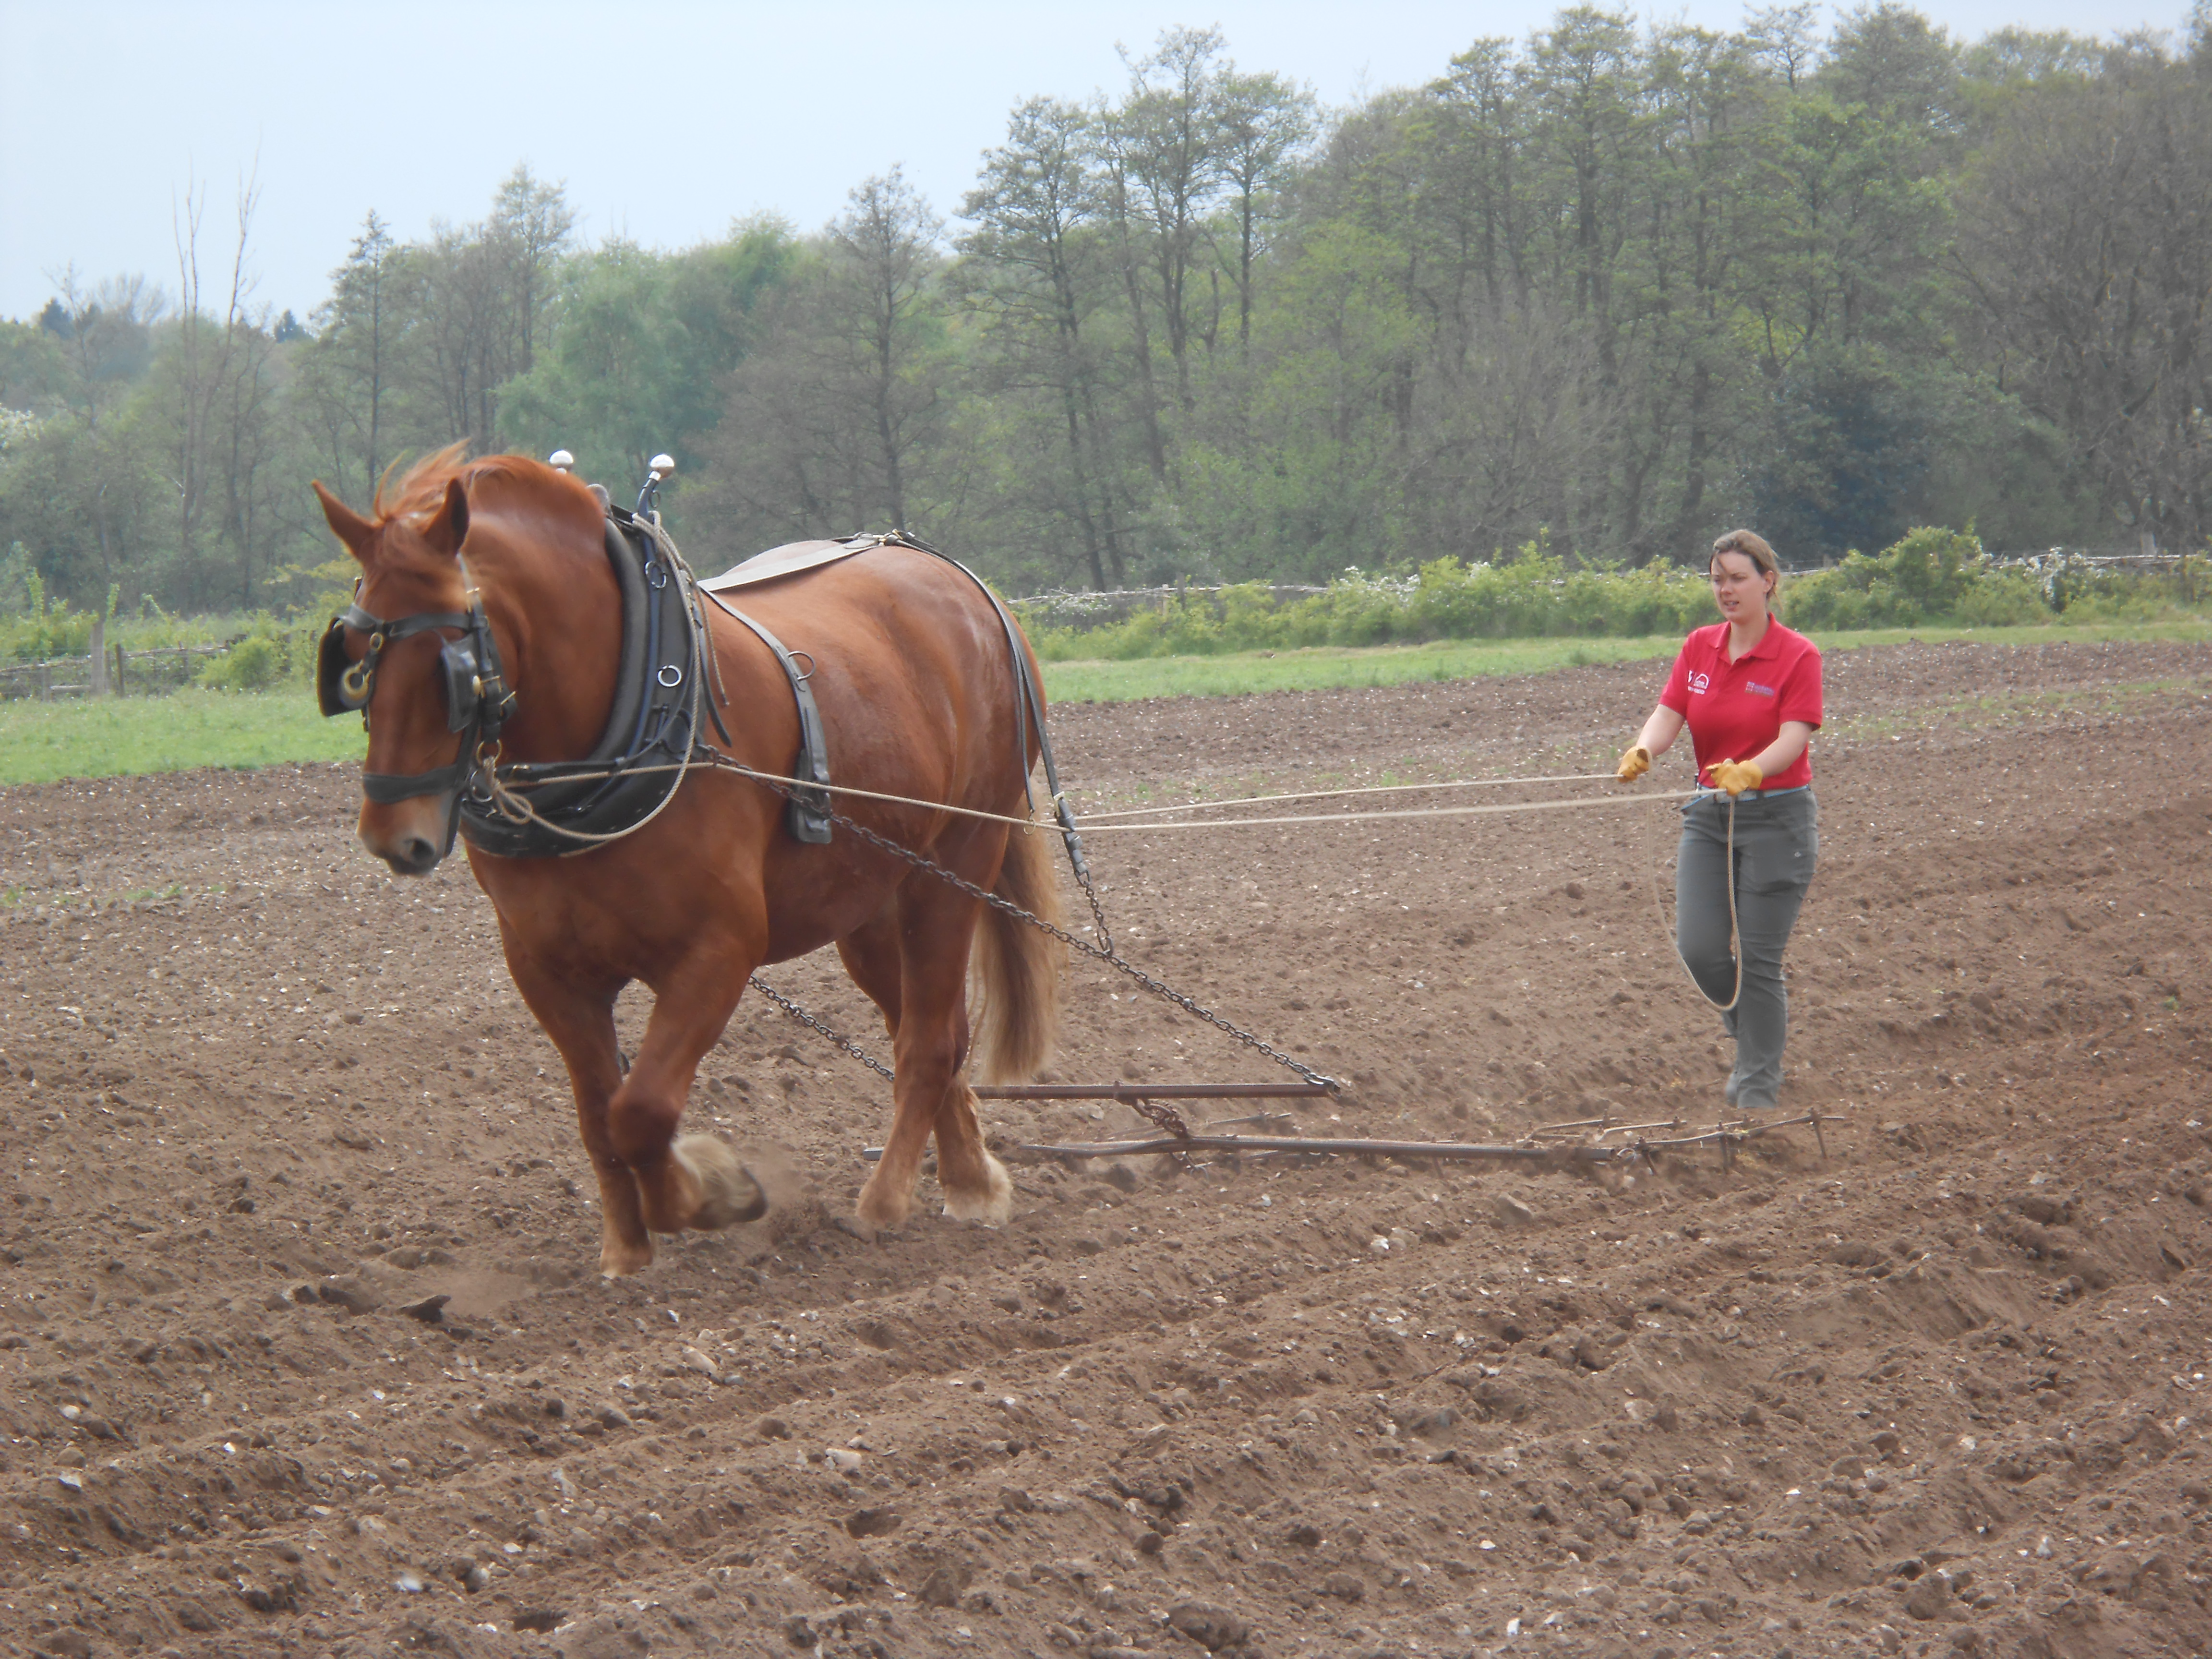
[933,1079,1011,1225]
[854,878,1010,1229]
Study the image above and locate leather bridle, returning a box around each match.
[316,555,516,857]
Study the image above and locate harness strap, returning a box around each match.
[875,531,1099,897]
[363,760,470,804]
[341,603,474,638]
[698,587,834,845]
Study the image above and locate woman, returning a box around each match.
[1617,529,1822,1114]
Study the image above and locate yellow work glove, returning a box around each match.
[1615,745,1652,782]
[1707,758,1764,797]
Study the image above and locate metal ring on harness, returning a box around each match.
[657,664,684,688]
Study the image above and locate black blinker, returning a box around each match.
[317,616,375,717]
[440,640,482,733]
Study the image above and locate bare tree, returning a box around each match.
[703,172,950,546]
[169,169,273,598]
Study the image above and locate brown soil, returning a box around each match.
[1,636,2209,1659]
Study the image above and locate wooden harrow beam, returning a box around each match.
[862,1082,1842,1170]
[1012,1111,1843,1167]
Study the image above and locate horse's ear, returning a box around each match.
[421,477,470,558]
[312,481,373,558]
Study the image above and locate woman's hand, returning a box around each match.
[1616,745,1652,782]
[1707,758,1764,796]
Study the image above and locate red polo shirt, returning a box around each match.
[1659,620,1822,789]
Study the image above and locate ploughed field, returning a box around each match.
[0,637,2209,1659]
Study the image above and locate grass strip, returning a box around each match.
[0,619,2200,785]
[0,688,365,786]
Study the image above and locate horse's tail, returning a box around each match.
[970,818,1064,1083]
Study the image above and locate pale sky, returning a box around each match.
[0,0,2192,324]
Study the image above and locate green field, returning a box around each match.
[0,619,2201,786]
[0,688,366,786]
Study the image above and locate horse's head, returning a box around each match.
[313,469,490,877]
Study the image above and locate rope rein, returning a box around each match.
[481,750,1695,841]
[1077,770,1628,819]
[1652,793,1744,1013]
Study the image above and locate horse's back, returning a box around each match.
[718,545,1033,802]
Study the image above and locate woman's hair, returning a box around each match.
[1711,528,1780,596]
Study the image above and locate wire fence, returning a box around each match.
[1011,583,1330,626]
[0,638,242,703]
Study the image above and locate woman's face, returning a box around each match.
[1710,551,1773,626]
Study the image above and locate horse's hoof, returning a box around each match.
[941,1151,1014,1225]
[674,1134,768,1229]
[855,1173,915,1231]
[599,1243,654,1278]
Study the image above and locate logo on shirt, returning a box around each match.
[1686,671,1710,695]
[1745,681,1776,697]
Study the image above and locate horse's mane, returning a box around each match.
[372,442,592,524]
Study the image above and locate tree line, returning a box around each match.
[2,5,2208,619]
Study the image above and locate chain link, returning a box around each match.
[746,973,896,1081]
[1128,1094,1195,1141]
[1054,796,1118,957]
[712,755,1341,1097]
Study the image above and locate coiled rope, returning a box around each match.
[1652,792,1744,1013]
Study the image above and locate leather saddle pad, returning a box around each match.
[700,534,882,591]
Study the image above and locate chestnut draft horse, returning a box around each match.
[311,451,1063,1276]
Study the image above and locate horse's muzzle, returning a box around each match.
[358,795,456,876]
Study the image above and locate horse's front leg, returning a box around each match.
[503,956,651,1276]
[612,954,764,1244]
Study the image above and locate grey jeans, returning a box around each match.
[1676,789,1819,1110]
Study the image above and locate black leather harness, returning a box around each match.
[318,505,834,858]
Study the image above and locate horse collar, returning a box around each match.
[456,510,709,859]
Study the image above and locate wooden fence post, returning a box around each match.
[115,643,128,697]
[39,660,51,701]
[89,617,107,696]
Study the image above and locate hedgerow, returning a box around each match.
[1023,529,2210,660]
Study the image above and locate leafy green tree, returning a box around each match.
[960,97,1132,588]
[692,175,953,556]
[1954,38,2212,552]
[496,240,686,492]
[1213,70,1318,353]
[299,211,418,499]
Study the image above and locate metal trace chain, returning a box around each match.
[745,973,896,1081]
[722,758,1338,1096]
